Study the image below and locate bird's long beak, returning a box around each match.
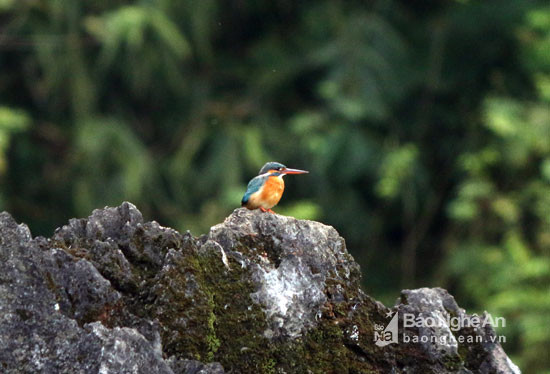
[282,168,308,175]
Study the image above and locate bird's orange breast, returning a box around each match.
[257,176,285,209]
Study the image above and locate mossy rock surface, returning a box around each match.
[0,203,520,374]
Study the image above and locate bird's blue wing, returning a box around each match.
[241,175,267,205]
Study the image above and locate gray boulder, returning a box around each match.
[0,203,520,373]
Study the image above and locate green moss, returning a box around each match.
[181,238,391,373]
[196,244,272,371]
[263,358,276,374]
[143,249,213,360]
[205,293,221,361]
[442,354,463,371]
[61,230,394,373]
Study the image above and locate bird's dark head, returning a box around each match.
[258,162,308,176]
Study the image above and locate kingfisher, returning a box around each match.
[241,162,308,213]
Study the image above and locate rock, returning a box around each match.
[208,209,356,339]
[167,357,225,374]
[88,322,171,374]
[396,288,521,374]
[0,203,520,373]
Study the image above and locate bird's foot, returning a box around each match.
[259,207,275,214]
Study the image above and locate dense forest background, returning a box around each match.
[1,0,549,372]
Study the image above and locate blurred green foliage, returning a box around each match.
[0,0,548,372]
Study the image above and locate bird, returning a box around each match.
[241,162,308,213]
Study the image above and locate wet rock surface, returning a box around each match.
[0,203,520,373]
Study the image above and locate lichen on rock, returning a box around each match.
[0,203,520,373]
[250,255,327,339]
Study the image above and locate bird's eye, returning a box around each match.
[278,167,283,170]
